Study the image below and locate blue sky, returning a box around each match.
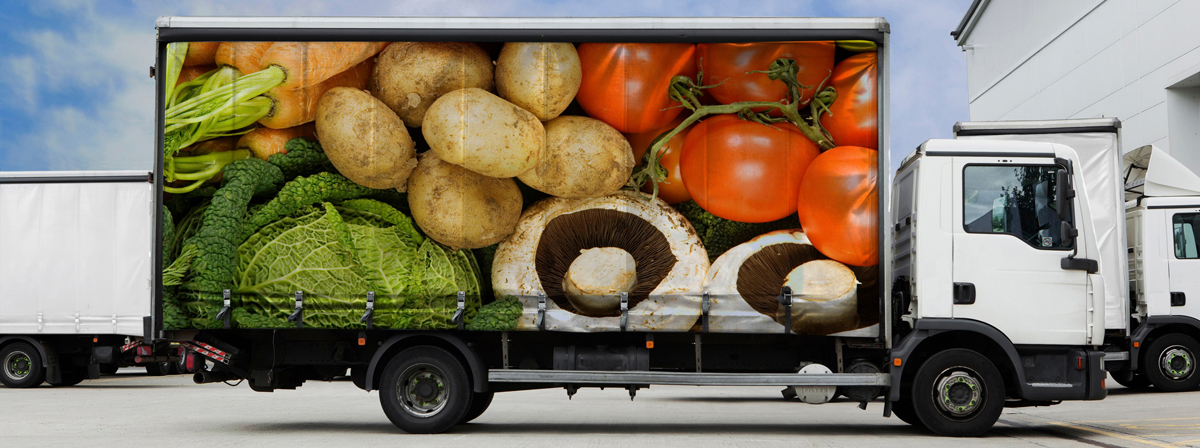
[0,0,972,173]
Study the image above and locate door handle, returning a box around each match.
[953,282,976,305]
[1061,257,1098,273]
[1171,292,1186,307]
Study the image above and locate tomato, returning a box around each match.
[576,43,697,134]
[625,117,691,205]
[696,42,835,107]
[680,115,819,223]
[796,146,878,266]
[820,52,878,149]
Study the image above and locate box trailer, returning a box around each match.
[0,16,1110,438]
[954,119,1200,392]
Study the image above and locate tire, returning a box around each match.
[379,346,472,434]
[910,349,1005,437]
[1113,371,1151,390]
[99,363,119,375]
[891,398,925,429]
[145,362,168,376]
[460,391,494,424]
[0,342,45,388]
[48,368,85,387]
[1142,334,1200,392]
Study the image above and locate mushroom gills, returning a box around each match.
[779,259,859,334]
[563,247,638,315]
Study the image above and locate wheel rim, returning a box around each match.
[396,363,450,419]
[1159,345,1194,381]
[931,367,984,419]
[4,351,32,381]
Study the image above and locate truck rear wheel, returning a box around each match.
[460,391,494,424]
[1,342,45,388]
[1143,334,1199,392]
[910,349,1004,437]
[379,346,472,434]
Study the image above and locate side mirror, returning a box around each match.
[1061,221,1076,248]
[1056,169,1074,220]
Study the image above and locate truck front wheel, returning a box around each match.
[379,346,472,433]
[910,349,1004,437]
[1,342,45,388]
[1143,334,1199,392]
[460,391,494,424]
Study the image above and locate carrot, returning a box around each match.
[236,124,317,160]
[215,42,274,75]
[258,59,375,129]
[259,42,388,90]
[183,42,219,66]
[177,65,216,86]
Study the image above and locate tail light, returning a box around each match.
[185,353,199,373]
[136,345,153,356]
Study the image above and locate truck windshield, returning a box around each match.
[963,165,1070,249]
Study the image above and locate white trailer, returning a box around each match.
[953,119,1200,392]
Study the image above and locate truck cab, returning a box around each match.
[889,138,1107,433]
[1122,144,1200,391]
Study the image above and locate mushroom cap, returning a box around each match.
[492,190,709,332]
[705,229,860,335]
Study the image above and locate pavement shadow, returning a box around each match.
[244,420,929,437]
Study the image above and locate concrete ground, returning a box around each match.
[2,369,1198,448]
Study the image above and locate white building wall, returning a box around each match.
[960,0,1200,171]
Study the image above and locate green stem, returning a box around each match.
[163,42,187,109]
[164,150,252,193]
[627,57,840,201]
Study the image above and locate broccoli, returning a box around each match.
[267,137,336,180]
[466,296,522,331]
[674,200,802,262]
[183,158,285,295]
[240,172,376,241]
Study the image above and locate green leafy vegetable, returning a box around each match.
[267,137,337,180]
[467,296,522,331]
[675,200,801,261]
[240,172,375,241]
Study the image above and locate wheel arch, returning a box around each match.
[0,336,50,367]
[364,333,486,393]
[1131,315,1200,370]
[889,319,1023,402]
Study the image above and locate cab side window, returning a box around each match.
[1173,213,1200,259]
[963,165,1071,249]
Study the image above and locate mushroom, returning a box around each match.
[705,230,861,335]
[492,190,709,332]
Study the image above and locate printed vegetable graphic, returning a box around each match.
[467,296,522,331]
[674,200,802,262]
[214,42,273,75]
[696,42,835,108]
[371,42,495,127]
[820,52,878,149]
[796,146,879,266]
[576,43,697,133]
[236,124,316,160]
[315,87,417,190]
[518,116,635,199]
[422,88,545,178]
[626,57,839,205]
[495,42,582,121]
[679,114,819,223]
[183,42,219,66]
[259,59,375,130]
[705,230,860,335]
[492,191,709,332]
[407,153,524,250]
[625,116,691,205]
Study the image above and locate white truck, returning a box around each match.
[952,118,1200,392]
[0,16,1112,438]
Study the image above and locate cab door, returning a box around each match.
[1165,211,1200,319]
[952,158,1089,345]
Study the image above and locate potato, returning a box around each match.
[518,116,634,198]
[407,152,523,249]
[371,42,495,127]
[495,42,582,121]
[315,87,417,190]
[422,88,545,178]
